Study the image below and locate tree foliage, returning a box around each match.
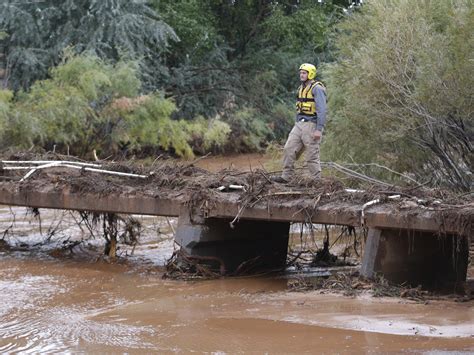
[323,0,473,191]
[0,54,230,158]
[153,0,339,145]
[5,1,469,192]
[0,0,341,154]
[0,0,177,90]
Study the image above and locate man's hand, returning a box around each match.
[313,129,322,140]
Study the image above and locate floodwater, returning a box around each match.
[0,206,473,353]
[0,154,473,353]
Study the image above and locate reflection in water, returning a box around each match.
[0,206,473,353]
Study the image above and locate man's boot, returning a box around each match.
[271,176,288,184]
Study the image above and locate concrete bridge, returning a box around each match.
[0,163,472,288]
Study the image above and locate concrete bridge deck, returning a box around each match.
[0,181,469,235]
[0,163,472,287]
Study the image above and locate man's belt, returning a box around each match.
[297,116,317,122]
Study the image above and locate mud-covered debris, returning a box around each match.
[1,154,472,236]
[288,272,462,302]
[0,239,11,251]
[164,249,224,280]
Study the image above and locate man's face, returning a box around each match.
[299,70,308,82]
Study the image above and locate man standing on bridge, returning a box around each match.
[273,63,327,183]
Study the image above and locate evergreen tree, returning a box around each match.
[0,0,177,90]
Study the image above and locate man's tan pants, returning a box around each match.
[282,121,321,180]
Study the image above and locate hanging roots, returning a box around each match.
[78,211,142,258]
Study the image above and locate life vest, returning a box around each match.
[296,80,325,116]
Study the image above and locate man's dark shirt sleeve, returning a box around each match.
[313,84,327,131]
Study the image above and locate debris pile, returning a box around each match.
[287,272,472,302]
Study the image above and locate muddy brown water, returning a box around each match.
[1,254,473,354]
[1,154,473,353]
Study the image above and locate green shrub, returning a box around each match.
[0,90,13,132]
[183,116,231,154]
[223,108,273,153]
[124,94,193,158]
[0,52,232,159]
[323,0,473,190]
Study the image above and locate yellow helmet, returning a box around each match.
[299,63,316,80]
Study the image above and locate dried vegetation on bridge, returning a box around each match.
[0,152,473,237]
[0,153,474,235]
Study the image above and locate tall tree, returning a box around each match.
[152,0,339,127]
[0,0,177,90]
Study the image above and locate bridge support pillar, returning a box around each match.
[175,210,290,274]
[361,228,469,288]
